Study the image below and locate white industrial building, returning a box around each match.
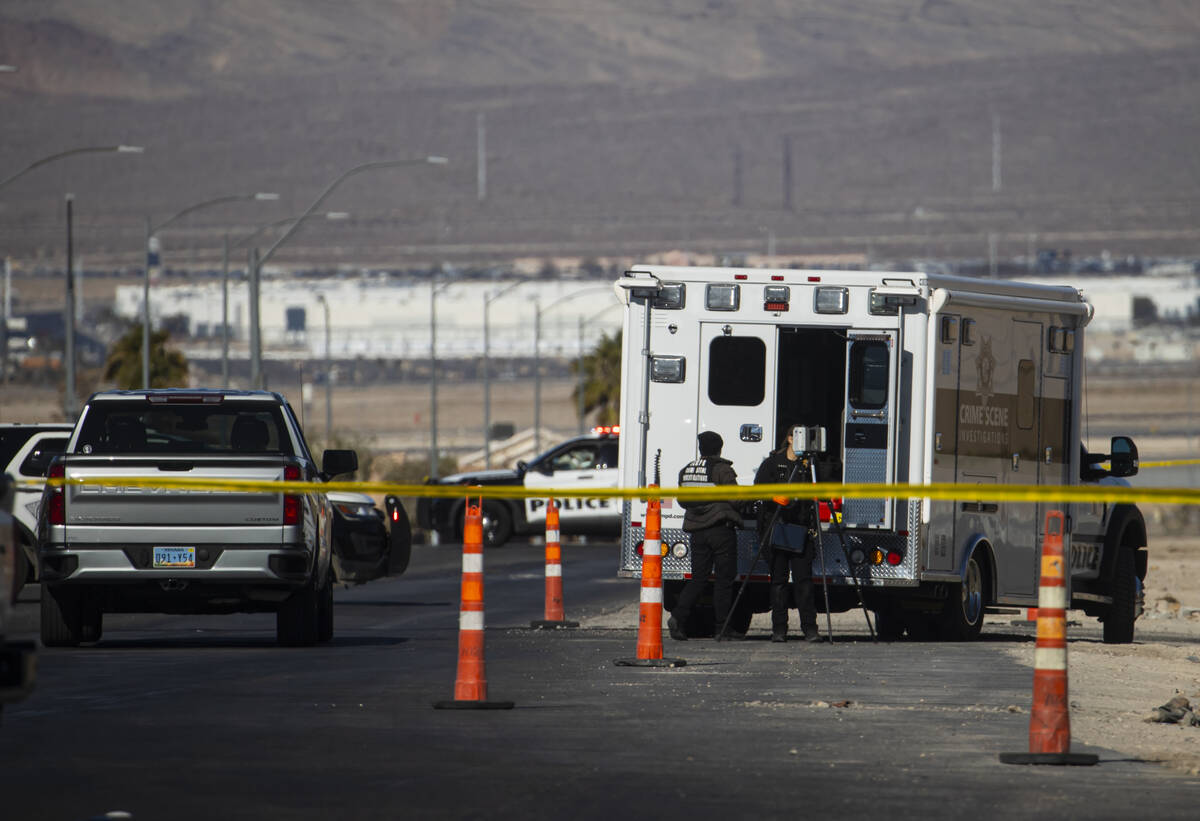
[113,275,624,361]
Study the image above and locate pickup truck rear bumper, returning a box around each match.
[40,544,314,584]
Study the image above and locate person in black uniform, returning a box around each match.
[668,431,743,641]
[754,425,821,643]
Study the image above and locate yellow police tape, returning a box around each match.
[19,476,1200,506]
[1141,458,1200,469]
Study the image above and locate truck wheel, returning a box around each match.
[873,608,906,641]
[1103,548,1137,644]
[40,585,83,647]
[277,582,320,647]
[317,572,334,643]
[938,550,987,641]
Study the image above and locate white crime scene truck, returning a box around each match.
[613,265,1146,642]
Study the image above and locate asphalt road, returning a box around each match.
[3,539,1199,820]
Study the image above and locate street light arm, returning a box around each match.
[259,157,446,268]
[485,278,530,307]
[151,192,278,235]
[0,144,144,193]
[536,284,618,319]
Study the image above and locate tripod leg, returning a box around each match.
[717,508,779,641]
[825,498,877,642]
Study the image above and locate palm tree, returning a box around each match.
[571,329,622,426]
[103,324,189,389]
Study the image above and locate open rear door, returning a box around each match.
[842,331,898,529]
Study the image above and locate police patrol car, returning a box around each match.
[418,427,620,547]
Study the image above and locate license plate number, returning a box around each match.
[153,547,195,568]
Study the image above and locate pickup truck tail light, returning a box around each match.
[47,463,66,525]
[283,464,301,525]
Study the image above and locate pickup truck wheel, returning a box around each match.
[277,582,320,647]
[40,585,83,647]
[938,550,987,641]
[1103,548,1137,644]
[317,572,334,643]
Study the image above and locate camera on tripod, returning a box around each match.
[790,425,827,457]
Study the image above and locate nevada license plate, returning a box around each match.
[153,546,196,568]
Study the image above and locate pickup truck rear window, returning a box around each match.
[74,401,295,456]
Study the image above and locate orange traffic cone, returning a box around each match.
[434,496,514,710]
[614,487,685,668]
[1000,511,1096,765]
[531,498,579,629]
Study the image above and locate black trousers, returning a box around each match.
[673,524,737,630]
[770,548,817,633]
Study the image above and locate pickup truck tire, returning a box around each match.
[317,572,334,643]
[277,581,320,647]
[938,549,988,641]
[40,585,83,647]
[1103,548,1137,644]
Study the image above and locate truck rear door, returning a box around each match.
[842,331,898,529]
[696,322,776,481]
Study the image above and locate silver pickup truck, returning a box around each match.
[37,389,358,647]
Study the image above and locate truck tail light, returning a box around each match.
[47,463,66,526]
[818,498,842,523]
[283,464,301,525]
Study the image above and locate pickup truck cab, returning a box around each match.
[37,389,358,647]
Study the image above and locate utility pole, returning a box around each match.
[782,135,793,211]
[477,112,487,203]
[992,112,1002,193]
[732,144,743,207]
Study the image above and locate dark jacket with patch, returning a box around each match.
[753,451,819,545]
[678,456,743,532]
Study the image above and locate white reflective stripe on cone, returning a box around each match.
[462,553,483,574]
[1037,586,1067,609]
[642,540,661,556]
[640,586,663,604]
[545,564,563,577]
[460,611,485,631]
[546,529,560,542]
[1033,648,1067,670]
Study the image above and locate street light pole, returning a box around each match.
[247,157,447,388]
[317,294,332,436]
[64,193,76,420]
[248,246,261,387]
[220,233,230,386]
[143,191,278,389]
[482,279,529,467]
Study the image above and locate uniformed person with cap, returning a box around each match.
[668,431,744,641]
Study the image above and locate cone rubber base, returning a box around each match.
[613,657,686,668]
[530,619,580,629]
[433,700,515,710]
[998,752,1098,766]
